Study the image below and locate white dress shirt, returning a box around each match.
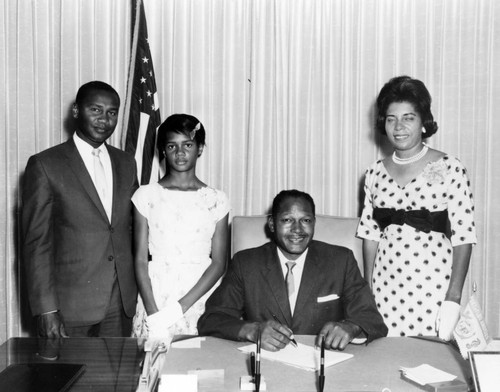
[277,247,308,315]
[73,133,113,221]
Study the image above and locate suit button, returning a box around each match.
[109,227,114,233]
[108,255,114,261]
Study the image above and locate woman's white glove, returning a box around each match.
[146,298,183,338]
[435,301,461,341]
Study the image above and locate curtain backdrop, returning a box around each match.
[1,0,499,344]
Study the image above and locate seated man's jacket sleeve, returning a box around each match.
[340,248,388,342]
[197,248,250,340]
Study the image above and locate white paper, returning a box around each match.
[238,342,353,372]
[171,337,206,349]
[400,364,456,385]
[159,374,197,392]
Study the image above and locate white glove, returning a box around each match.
[436,301,461,341]
[146,298,183,338]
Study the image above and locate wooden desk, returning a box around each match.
[0,336,472,391]
[163,336,472,392]
[0,337,145,391]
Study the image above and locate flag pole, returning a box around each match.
[121,0,142,150]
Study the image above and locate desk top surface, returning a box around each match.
[0,336,471,392]
[164,336,472,392]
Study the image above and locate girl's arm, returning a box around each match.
[445,243,473,303]
[362,239,379,288]
[133,206,159,315]
[178,213,229,313]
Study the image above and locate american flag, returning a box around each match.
[122,0,162,185]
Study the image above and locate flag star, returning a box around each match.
[149,71,153,76]
[146,90,152,97]
[151,104,156,111]
[139,98,143,104]
[140,77,146,84]
[142,56,149,63]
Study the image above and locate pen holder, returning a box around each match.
[240,375,267,391]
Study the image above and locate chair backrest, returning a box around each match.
[231,214,364,276]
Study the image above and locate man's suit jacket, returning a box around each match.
[21,137,138,327]
[198,240,388,341]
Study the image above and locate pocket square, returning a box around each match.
[317,294,340,303]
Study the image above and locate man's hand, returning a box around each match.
[259,320,295,351]
[316,321,361,351]
[37,312,68,338]
[240,320,294,351]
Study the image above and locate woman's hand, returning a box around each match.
[436,300,461,340]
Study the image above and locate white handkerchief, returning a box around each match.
[317,294,339,303]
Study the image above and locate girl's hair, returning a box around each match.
[157,114,206,157]
[376,75,438,138]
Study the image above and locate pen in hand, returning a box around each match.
[272,314,298,347]
[319,335,325,392]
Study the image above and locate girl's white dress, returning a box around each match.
[131,183,230,336]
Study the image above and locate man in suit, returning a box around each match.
[22,81,138,337]
[198,190,387,351]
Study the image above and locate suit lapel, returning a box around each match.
[263,246,293,326]
[293,244,321,324]
[64,138,109,222]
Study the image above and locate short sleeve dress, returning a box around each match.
[356,155,477,337]
[131,183,230,336]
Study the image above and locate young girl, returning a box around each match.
[131,114,230,337]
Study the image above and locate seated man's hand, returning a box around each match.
[37,312,68,338]
[240,320,294,351]
[316,321,361,351]
[259,320,295,351]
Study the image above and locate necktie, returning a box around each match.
[92,148,107,203]
[285,261,297,298]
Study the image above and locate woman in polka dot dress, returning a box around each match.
[357,76,477,339]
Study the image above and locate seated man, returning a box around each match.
[198,190,388,351]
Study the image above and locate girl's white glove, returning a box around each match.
[146,298,183,338]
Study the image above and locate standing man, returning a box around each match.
[22,81,138,337]
[198,190,387,351]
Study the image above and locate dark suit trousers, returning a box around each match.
[65,279,132,337]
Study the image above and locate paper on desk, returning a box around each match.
[399,364,456,386]
[238,342,353,372]
[171,337,205,349]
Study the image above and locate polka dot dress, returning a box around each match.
[357,156,477,337]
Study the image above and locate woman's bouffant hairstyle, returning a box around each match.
[376,75,438,138]
[157,113,206,158]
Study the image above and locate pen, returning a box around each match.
[250,351,255,378]
[272,314,298,347]
[255,330,261,392]
[319,335,325,392]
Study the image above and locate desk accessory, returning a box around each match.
[137,341,168,392]
[240,345,267,390]
[250,352,255,378]
[0,363,85,392]
[399,364,467,391]
[255,330,261,392]
[468,351,500,392]
[319,335,325,392]
[239,341,352,371]
[271,314,298,347]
